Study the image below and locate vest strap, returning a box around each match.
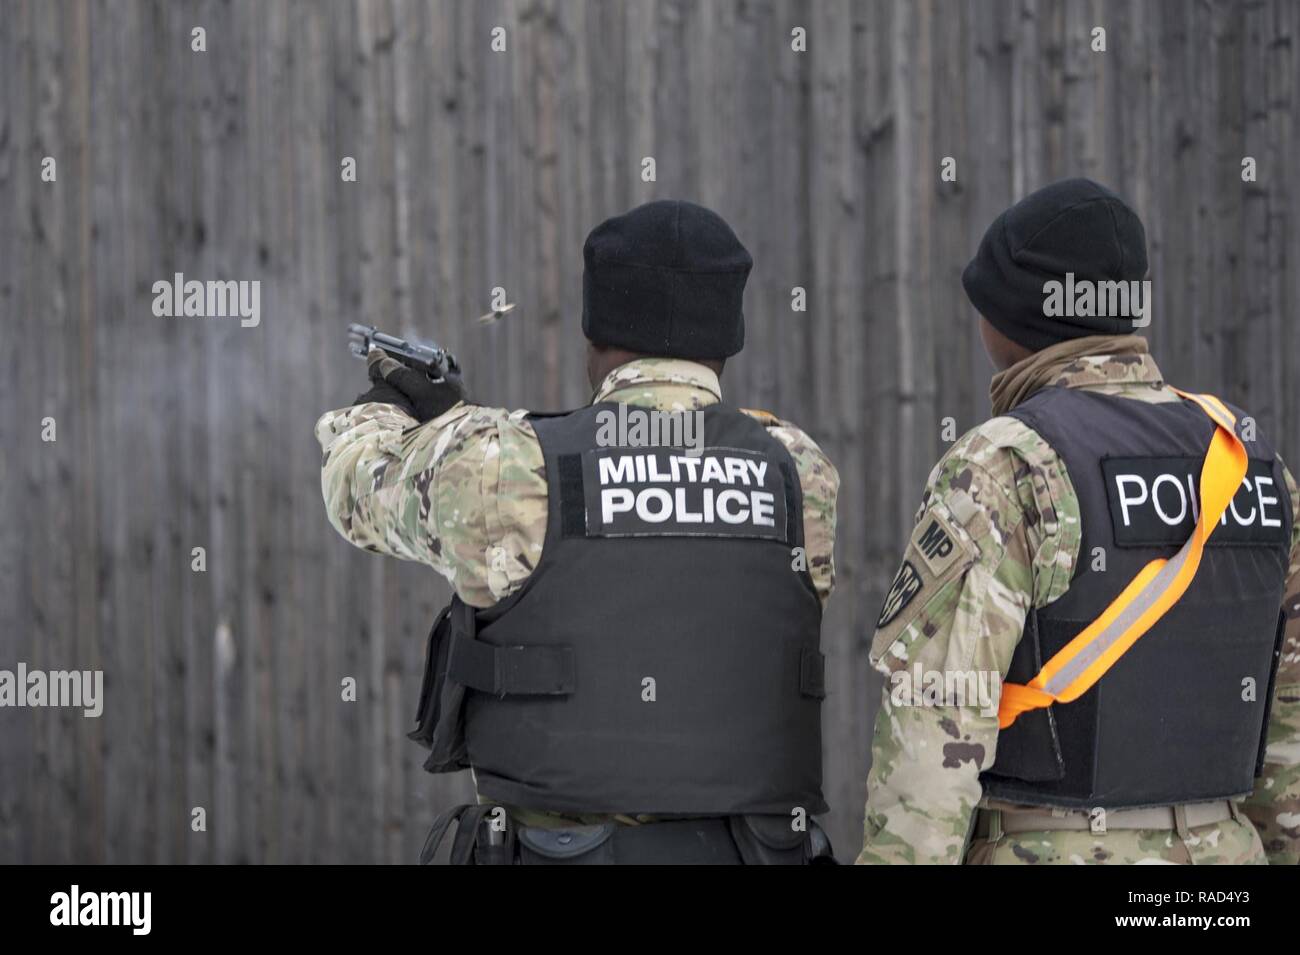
[557,453,586,538]
[448,631,576,697]
[997,390,1248,729]
[799,648,827,699]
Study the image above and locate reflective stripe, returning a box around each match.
[1042,550,1186,696]
[998,389,1249,729]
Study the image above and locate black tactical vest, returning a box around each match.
[410,401,827,817]
[981,387,1291,809]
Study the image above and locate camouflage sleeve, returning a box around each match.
[1241,457,1300,864]
[856,418,1079,864]
[314,400,548,608]
[743,410,840,607]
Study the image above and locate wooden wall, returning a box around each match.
[2,0,1296,863]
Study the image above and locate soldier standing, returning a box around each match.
[317,200,840,864]
[858,179,1300,865]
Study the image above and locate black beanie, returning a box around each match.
[961,178,1149,351]
[582,200,752,359]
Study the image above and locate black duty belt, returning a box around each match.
[420,804,835,865]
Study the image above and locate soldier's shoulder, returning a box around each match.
[940,415,1057,474]
[925,415,1078,555]
[396,402,541,473]
[740,408,839,486]
[925,415,1061,497]
[738,407,822,448]
[739,406,782,427]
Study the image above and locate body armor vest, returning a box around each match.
[411,401,827,817]
[981,387,1291,809]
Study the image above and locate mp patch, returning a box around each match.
[868,500,980,667]
[911,509,962,577]
[877,561,923,628]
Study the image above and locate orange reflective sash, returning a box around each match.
[998,390,1248,730]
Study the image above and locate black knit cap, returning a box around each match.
[962,178,1149,351]
[583,199,752,359]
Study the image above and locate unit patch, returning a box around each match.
[877,560,923,628]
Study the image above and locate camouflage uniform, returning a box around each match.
[317,357,839,828]
[858,340,1300,865]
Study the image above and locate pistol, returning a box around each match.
[347,324,457,381]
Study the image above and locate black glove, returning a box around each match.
[354,349,468,423]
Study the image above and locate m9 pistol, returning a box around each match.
[347,324,457,382]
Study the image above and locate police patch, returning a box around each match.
[877,560,923,628]
[579,447,788,542]
[1101,455,1290,547]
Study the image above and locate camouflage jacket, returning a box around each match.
[316,357,839,609]
[858,342,1300,865]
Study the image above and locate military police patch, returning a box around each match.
[579,447,788,542]
[868,501,980,668]
[877,560,923,628]
[913,511,962,577]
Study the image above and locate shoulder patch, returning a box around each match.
[877,560,923,628]
[870,500,980,666]
[912,509,962,577]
